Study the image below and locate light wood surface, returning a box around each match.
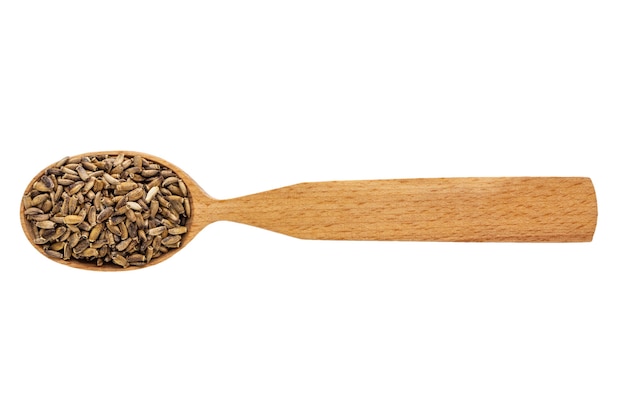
[21,151,598,271]
[205,177,597,242]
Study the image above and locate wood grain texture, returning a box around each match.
[208,177,597,242]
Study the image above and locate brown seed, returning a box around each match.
[135,213,146,230]
[113,154,125,166]
[168,226,188,235]
[50,226,67,241]
[97,159,110,172]
[28,213,50,222]
[31,193,49,206]
[148,226,166,236]
[102,196,114,207]
[94,191,103,211]
[170,200,185,215]
[23,195,33,209]
[103,172,120,186]
[57,178,75,186]
[116,181,138,192]
[45,249,64,259]
[116,238,132,251]
[62,166,78,176]
[73,238,90,254]
[85,190,96,202]
[83,177,96,193]
[34,181,51,192]
[25,207,44,216]
[110,204,126,216]
[162,235,181,248]
[68,195,78,215]
[91,238,107,249]
[109,215,125,226]
[105,230,116,246]
[36,220,56,229]
[161,208,179,223]
[125,166,143,176]
[119,221,129,240]
[55,156,70,168]
[50,241,65,251]
[112,255,128,268]
[106,222,122,236]
[81,159,97,171]
[41,199,53,214]
[127,221,138,238]
[166,195,184,203]
[145,246,154,263]
[125,207,137,223]
[41,175,55,190]
[59,198,69,216]
[82,247,99,258]
[87,206,97,225]
[76,165,90,181]
[59,227,71,242]
[178,179,188,196]
[156,194,170,209]
[146,177,162,190]
[110,164,125,176]
[47,168,64,176]
[141,169,159,177]
[114,195,128,211]
[54,185,63,202]
[168,185,183,196]
[126,187,144,201]
[162,177,178,187]
[152,235,162,252]
[41,228,57,240]
[128,253,146,263]
[92,178,105,192]
[64,215,84,225]
[125,239,138,253]
[161,219,176,229]
[68,232,80,248]
[64,174,81,183]
[148,200,159,219]
[50,215,65,224]
[49,199,62,215]
[96,206,113,223]
[67,181,85,195]
[89,223,104,242]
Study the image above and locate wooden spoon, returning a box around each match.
[21,151,598,271]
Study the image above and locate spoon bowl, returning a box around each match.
[21,151,214,271]
[21,151,598,271]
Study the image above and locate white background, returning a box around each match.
[1,1,625,416]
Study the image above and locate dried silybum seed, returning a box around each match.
[23,153,191,268]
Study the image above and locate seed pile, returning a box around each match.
[22,154,190,268]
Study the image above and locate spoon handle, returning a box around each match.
[211,177,597,242]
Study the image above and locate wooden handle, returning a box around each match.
[209,177,597,242]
